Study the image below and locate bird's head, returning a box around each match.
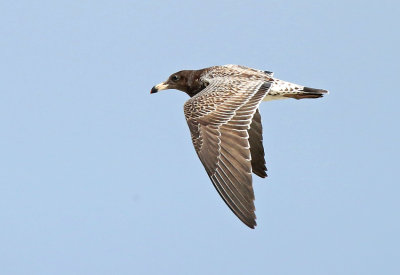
[150,69,206,97]
[151,70,191,94]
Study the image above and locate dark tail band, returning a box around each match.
[283,87,328,100]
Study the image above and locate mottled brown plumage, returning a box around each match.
[151,64,328,228]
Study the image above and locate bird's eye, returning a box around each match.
[171,75,179,82]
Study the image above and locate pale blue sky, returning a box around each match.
[1,1,399,274]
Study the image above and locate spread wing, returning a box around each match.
[184,78,271,228]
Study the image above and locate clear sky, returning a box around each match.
[1,0,399,274]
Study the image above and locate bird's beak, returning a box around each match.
[150,82,169,94]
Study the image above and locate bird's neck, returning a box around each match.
[186,69,208,97]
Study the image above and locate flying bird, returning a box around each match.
[150,64,328,228]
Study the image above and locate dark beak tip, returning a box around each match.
[150,86,158,94]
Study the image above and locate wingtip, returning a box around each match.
[240,214,257,229]
[253,169,268,178]
[246,220,257,229]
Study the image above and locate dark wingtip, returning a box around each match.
[246,220,257,229]
[240,215,257,229]
[253,170,268,178]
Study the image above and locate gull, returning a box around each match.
[151,64,328,228]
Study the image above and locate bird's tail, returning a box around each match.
[283,86,328,100]
[264,79,328,101]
